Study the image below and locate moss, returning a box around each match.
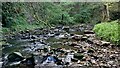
[74,53,84,60]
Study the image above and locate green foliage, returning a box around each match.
[44,3,74,25]
[67,3,103,23]
[2,2,45,33]
[1,2,105,28]
[2,2,119,34]
[2,3,14,27]
[93,20,119,45]
[2,27,10,33]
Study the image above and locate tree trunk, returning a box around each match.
[102,3,110,21]
[105,3,110,21]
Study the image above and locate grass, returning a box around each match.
[93,20,120,45]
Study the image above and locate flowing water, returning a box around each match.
[2,24,120,67]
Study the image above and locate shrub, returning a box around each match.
[93,20,119,45]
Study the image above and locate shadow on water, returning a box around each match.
[2,39,31,56]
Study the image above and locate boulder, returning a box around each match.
[7,52,24,62]
[21,54,35,66]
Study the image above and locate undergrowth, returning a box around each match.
[93,20,120,45]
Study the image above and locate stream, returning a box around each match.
[2,24,120,67]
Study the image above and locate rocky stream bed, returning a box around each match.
[1,24,120,68]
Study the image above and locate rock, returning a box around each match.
[74,46,80,48]
[85,34,95,37]
[21,54,35,66]
[7,52,24,62]
[91,59,96,64]
[30,35,38,39]
[56,25,63,29]
[71,58,78,62]
[22,48,32,52]
[55,34,65,39]
[87,38,94,44]
[81,36,87,41]
[97,54,103,58]
[110,54,115,59]
[83,61,89,66]
[114,52,118,54]
[48,33,55,37]
[69,29,75,32]
[25,30,30,33]
[72,64,83,66]
[101,49,107,52]
[9,61,22,66]
[72,35,83,41]
[64,53,74,63]
[53,29,59,32]
[74,53,84,60]
[56,48,65,53]
[69,42,78,47]
[0,62,3,68]
[21,36,30,39]
[34,56,43,64]
[33,52,41,56]
[84,30,94,34]
[100,41,110,46]
[107,61,114,65]
[70,33,75,36]
[87,49,94,53]
[77,49,85,53]
[62,26,69,32]
[93,40,101,45]
[92,55,99,60]
[50,27,55,30]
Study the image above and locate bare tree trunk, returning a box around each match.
[102,3,110,21]
[105,3,110,21]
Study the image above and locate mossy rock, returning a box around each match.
[74,53,84,60]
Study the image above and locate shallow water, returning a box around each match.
[2,24,120,67]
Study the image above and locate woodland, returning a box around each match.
[0,2,120,68]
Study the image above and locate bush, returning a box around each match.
[93,20,119,45]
